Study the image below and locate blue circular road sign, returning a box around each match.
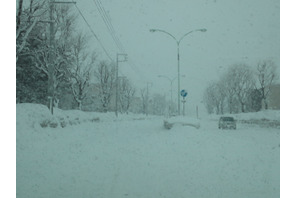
[180,89,188,97]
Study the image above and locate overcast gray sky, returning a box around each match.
[70,0,280,116]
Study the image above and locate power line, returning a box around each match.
[73,1,113,61]
[70,1,148,88]
[97,0,126,52]
[93,0,125,53]
[93,0,148,82]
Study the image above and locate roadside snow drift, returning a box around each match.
[16,104,280,198]
[164,116,200,129]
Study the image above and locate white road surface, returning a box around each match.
[16,115,280,198]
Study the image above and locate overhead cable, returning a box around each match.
[73,1,113,61]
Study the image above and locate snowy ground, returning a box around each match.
[16,104,280,198]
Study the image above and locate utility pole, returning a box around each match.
[48,0,55,115]
[115,53,128,117]
[47,0,76,115]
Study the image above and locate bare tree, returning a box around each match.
[222,70,238,114]
[68,33,96,110]
[95,61,116,112]
[203,83,218,114]
[118,77,136,114]
[140,88,148,115]
[203,90,214,114]
[151,93,167,115]
[216,80,227,114]
[203,82,226,115]
[228,64,255,112]
[256,60,277,109]
[204,64,255,114]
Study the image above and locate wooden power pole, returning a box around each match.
[115,53,127,117]
[48,0,55,115]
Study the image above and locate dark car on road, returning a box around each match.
[218,116,236,129]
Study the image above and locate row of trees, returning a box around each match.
[203,60,278,114]
[16,0,170,115]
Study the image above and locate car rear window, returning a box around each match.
[222,117,234,121]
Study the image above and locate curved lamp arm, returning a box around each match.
[158,75,173,82]
[158,75,185,83]
[178,28,207,44]
[150,29,178,44]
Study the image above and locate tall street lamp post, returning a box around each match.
[150,28,207,115]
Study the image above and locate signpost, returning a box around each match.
[180,89,188,116]
[196,105,199,119]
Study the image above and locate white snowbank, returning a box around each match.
[16,103,279,198]
[207,110,280,128]
[16,103,160,129]
[208,110,280,121]
[234,110,280,121]
[16,103,100,129]
[164,116,200,129]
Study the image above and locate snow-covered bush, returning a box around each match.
[16,103,102,129]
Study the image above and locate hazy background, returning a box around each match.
[73,0,279,116]
[15,0,280,116]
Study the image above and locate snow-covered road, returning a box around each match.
[17,116,279,198]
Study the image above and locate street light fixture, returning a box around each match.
[150,28,207,115]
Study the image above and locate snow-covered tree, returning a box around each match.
[204,63,258,114]
[222,67,241,114]
[245,88,262,112]
[16,0,47,62]
[118,77,136,114]
[226,64,255,113]
[256,60,278,109]
[140,88,148,115]
[150,93,167,115]
[67,33,96,110]
[32,5,77,105]
[16,0,49,104]
[203,83,215,114]
[95,61,116,112]
[203,82,225,115]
